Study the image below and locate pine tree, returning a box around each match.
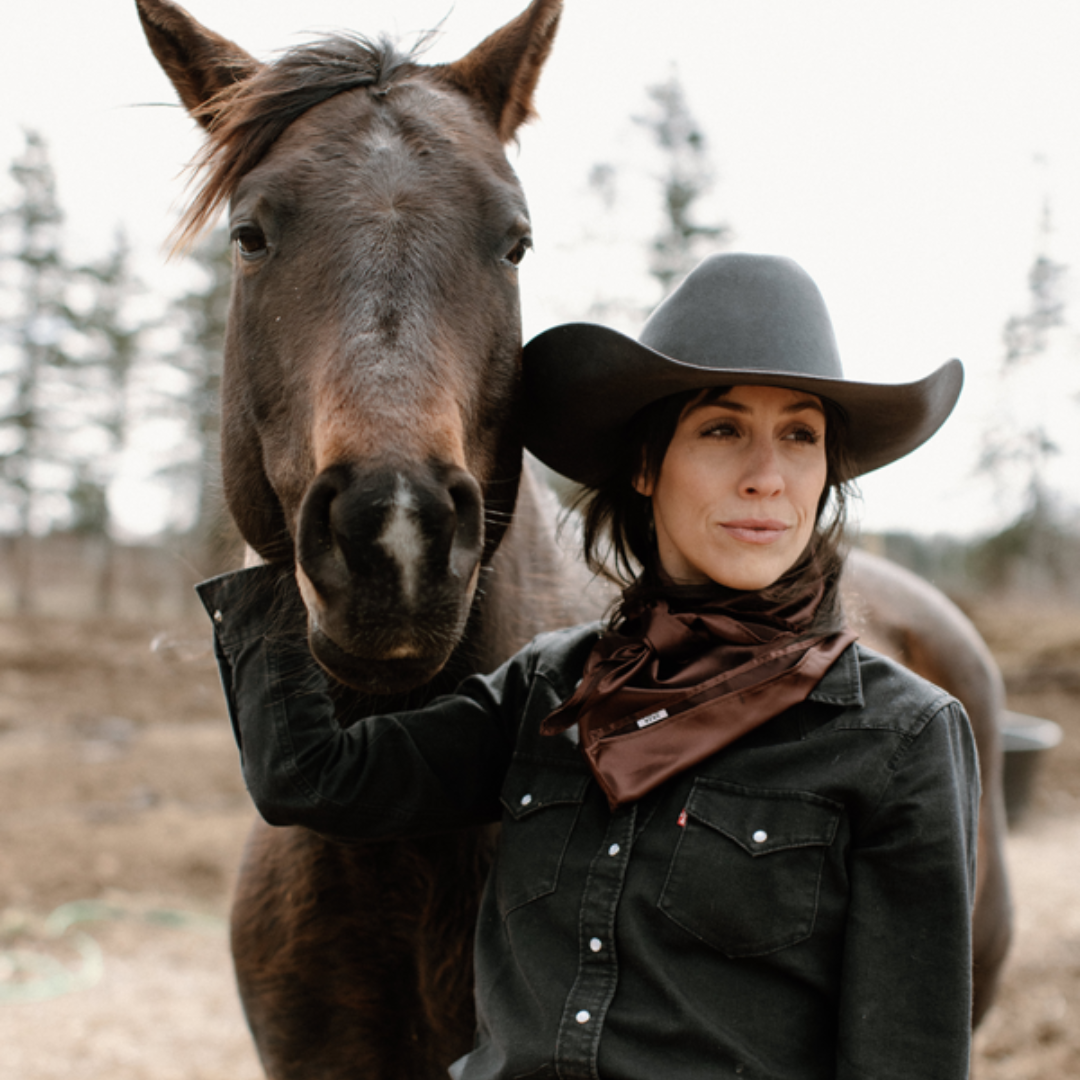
[584,72,730,322]
[65,229,146,612]
[634,73,731,298]
[160,228,237,576]
[976,199,1071,591]
[0,131,75,610]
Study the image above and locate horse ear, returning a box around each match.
[136,0,261,128]
[439,0,563,143]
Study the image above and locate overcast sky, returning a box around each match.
[3,0,1080,539]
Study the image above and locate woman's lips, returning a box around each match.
[720,519,790,544]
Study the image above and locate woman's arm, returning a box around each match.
[836,699,980,1080]
[197,565,528,839]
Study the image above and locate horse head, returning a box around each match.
[137,0,562,693]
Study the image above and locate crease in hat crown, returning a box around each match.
[521,252,963,488]
[638,253,844,380]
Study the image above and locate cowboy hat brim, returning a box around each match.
[522,322,963,487]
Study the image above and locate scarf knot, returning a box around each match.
[542,582,856,808]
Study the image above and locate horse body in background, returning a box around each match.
[842,546,1012,1023]
[136,1,1010,1076]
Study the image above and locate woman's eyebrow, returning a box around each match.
[783,397,826,416]
[686,395,825,417]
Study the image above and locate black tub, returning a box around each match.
[1000,711,1063,826]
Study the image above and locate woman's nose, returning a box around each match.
[738,442,784,497]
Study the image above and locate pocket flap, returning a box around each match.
[686,779,841,855]
[500,757,590,821]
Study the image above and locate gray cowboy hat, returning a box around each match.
[522,252,962,487]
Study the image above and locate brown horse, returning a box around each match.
[136,1,1010,1076]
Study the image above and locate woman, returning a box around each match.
[199,254,978,1079]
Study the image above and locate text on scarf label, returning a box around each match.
[636,708,669,729]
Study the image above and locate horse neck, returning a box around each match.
[466,461,601,667]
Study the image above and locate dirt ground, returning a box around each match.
[0,597,1078,1078]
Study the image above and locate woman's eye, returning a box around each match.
[232,226,269,259]
[703,422,738,439]
[504,237,532,266]
[787,426,821,444]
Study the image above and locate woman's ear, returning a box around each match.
[633,445,658,497]
[633,468,654,498]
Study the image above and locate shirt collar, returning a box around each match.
[196,564,291,647]
[807,639,863,708]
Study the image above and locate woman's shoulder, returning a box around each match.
[824,641,967,739]
[524,620,604,687]
[490,621,603,754]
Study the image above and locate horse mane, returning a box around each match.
[177,34,425,249]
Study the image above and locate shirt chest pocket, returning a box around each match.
[495,757,589,917]
[658,779,842,957]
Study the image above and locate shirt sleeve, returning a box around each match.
[836,698,980,1080]
[196,565,531,839]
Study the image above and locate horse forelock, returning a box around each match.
[176,33,425,250]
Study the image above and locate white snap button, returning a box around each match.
[752,830,768,843]
[608,843,620,856]
[575,1009,591,1024]
[520,793,533,806]
[589,937,602,953]
[213,609,224,624]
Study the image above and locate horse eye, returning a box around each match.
[232,226,269,259]
[504,237,532,267]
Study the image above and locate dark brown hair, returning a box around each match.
[573,385,857,631]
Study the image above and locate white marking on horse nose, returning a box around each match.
[378,477,423,609]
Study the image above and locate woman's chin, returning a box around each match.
[669,548,802,592]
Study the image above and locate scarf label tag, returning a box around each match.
[636,708,669,729]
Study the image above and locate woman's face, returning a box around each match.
[636,384,829,591]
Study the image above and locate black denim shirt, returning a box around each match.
[199,566,979,1080]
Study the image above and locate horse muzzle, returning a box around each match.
[295,461,484,692]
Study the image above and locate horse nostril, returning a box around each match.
[297,466,356,598]
[446,470,484,580]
